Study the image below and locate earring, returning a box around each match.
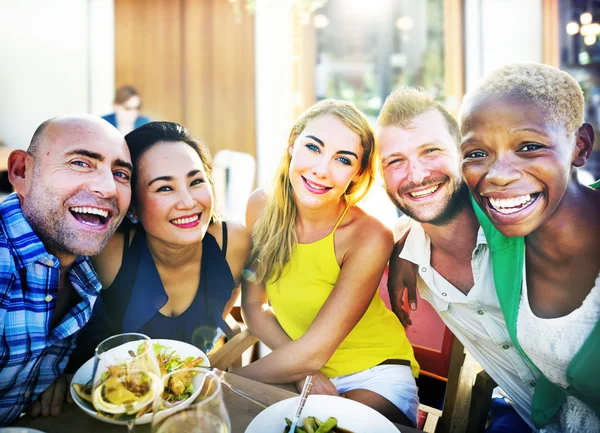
[127,212,139,224]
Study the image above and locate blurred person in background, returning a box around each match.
[102,85,151,135]
[68,121,250,370]
[237,99,420,426]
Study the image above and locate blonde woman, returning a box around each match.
[236,100,420,426]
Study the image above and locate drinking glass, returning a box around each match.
[151,368,231,433]
[92,333,163,432]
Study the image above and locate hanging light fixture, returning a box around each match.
[313,13,330,29]
[566,20,580,35]
[566,3,600,45]
[581,11,593,25]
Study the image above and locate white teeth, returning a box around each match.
[171,214,200,225]
[409,184,439,198]
[80,220,99,226]
[70,207,109,218]
[305,179,327,190]
[488,194,534,214]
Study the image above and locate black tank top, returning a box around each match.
[100,223,235,352]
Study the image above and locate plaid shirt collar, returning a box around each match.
[0,193,49,269]
[0,193,102,297]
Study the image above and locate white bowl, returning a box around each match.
[70,339,209,426]
[245,395,400,433]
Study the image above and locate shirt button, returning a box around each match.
[24,390,31,398]
[477,310,485,315]
[45,295,53,302]
[44,259,54,266]
[421,267,427,272]
[441,293,447,297]
[529,381,537,387]
[502,344,510,350]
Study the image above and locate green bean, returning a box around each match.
[304,416,316,433]
[315,417,338,433]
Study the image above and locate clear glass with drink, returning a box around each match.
[151,368,230,433]
[92,333,163,432]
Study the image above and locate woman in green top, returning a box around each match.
[460,62,600,432]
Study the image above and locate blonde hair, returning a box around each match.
[460,62,584,136]
[378,87,461,147]
[251,99,375,283]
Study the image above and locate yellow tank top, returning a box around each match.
[266,206,419,378]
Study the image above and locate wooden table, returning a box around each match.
[12,373,420,433]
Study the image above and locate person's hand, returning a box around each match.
[25,374,73,417]
[296,371,338,396]
[388,239,418,328]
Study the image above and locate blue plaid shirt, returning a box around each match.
[0,193,101,425]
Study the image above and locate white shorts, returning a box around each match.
[330,364,420,426]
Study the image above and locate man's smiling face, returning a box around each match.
[21,116,132,259]
[378,109,466,226]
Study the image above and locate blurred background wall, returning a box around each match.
[114,0,256,158]
[0,0,114,149]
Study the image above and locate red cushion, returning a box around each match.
[379,266,454,378]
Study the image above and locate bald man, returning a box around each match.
[0,115,133,425]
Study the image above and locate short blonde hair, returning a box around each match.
[460,62,584,136]
[378,87,461,147]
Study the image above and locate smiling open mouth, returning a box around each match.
[408,184,440,198]
[171,214,200,226]
[70,207,109,226]
[302,176,332,193]
[487,193,541,215]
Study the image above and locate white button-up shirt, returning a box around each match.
[400,222,540,431]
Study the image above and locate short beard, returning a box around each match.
[389,180,469,227]
[23,199,114,258]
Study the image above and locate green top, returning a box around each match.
[472,179,600,428]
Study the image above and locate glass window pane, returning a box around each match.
[560,0,600,180]
[314,0,446,123]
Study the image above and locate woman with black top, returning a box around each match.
[69,121,250,367]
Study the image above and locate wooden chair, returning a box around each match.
[212,150,256,223]
[209,327,259,371]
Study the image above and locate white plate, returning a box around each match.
[70,339,209,426]
[244,395,400,433]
